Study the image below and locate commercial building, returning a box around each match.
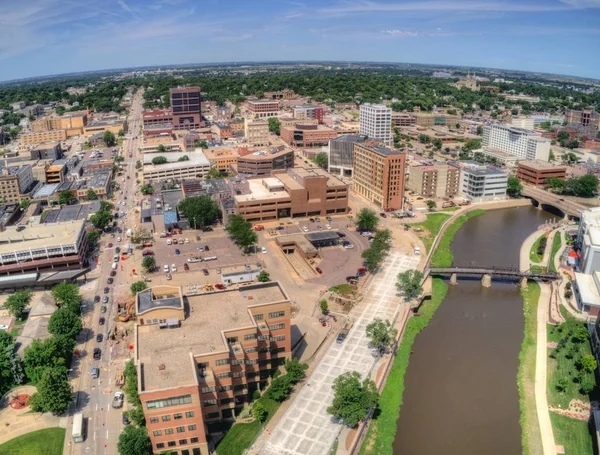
[0,219,88,276]
[143,109,174,136]
[182,179,231,202]
[482,124,551,161]
[391,113,417,128]
[328,134,368,177]
[413,112,459,128]
[211,123,232,140]
[458,161,508,202]
[352,144,406,211]
[142,153,210,184]
[202,149,238,172]
[234,167,348,221]
[170,87,202,130]
[32,112,87,133]
[474,147,521,167]
[21,129,68,146]
[140,134,183,154]
[510,116,535,131]
[246,99,279,119]
[45,161,67,184]
[359,104,392,145]
[516,161,567,185]
[30,142,63,161]
[264,89,295,100]
[280,124,337,148]
[84,119,126,136]
[135,282,292,455]
[573,208,600,316]
[236,149,294,177]
[0,165,35,203]
[293,105,324,123]
[407,162,460,198]
[244,119,270,147]
[566,109,600,138]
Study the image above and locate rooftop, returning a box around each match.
[519,160,567,171]
[330,134,368,143]
[0,219,85,256]
[234,178,289,202]
[136,287,183,315]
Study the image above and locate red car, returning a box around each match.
[107,243,113,248]
[142,250,154,256]
[316,267,323,274]
[184,263,189,271]
[357,267,367,274]
[143,243,153,248]
[110,270,117,277]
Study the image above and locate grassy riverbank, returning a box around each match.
[411,213,451,252]
[430,209,486,267]
[359,279,448,455]
[518,282,543,455]
[549,232,562,273]
[529,234,546,264]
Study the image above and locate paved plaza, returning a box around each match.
[258,251,420,455]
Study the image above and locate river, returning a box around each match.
[393,206,554,455]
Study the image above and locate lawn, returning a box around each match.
[549,232,563,273]
[549,413,594,455]
[411,213,451,252]
[215,397,279,455]
[430,209,485,268]
[517,282,543,455]
[359,279,448,455]
[529,234,546,264]
[0,428,65,455]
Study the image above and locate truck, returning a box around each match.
[442,201,456,209]
[112,391,124,409]
[72,412,85,443]
[336,318,354,344]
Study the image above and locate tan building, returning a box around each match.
[0,165,34,203]
[244,119,270,147]
[202,149,238,171]
[280,124,338,148]
[32,161,51,183]
[135,282,292,455]
[32,112,87,134]
[21,129,68,146]
[230,119,245,133]
[414,112,460,128]
[407,162,460,198]
[264,89,295,100]
[234,167,348,221]
[83,119,126,136]
[391,113,417,127]
[279,117,318,129]
[140,134,184,154]
[46,162,67,184]
[236,149,294,177]
[353,144,407,211]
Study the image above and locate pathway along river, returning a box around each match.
[394,205,555,455]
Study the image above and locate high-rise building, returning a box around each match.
[566,109,600,138]
[359,104,392,145]
[352,144,406,211]
[328,134,367,177]
[244,119,270,147]
[170,87,202,130]
[482,124,550,161]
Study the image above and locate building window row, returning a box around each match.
[146,394,192,409]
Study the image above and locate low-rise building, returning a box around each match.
[135,282,292,455]
[244,119,270,147]
[31,112,87,133]
[21,129,68,146]
[84,119,126,136]
[577,207,600,275]
[474,147,521,167]
[142,153,210,184]
[236,149,294,177]
[143,109,173,136]
[517,160,567,185]
[202,149,238,172]
[30,142,63,161]
[457,161,508,202]
[0,165,35,203]
[182,179,232,202]
[45,161,67,184]
[407,162,460,198]
[482,124,550,161]
[211,123,232,140]
[280,124,337,148]
[293,105,324,123]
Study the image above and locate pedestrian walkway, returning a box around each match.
[255,252,419,455]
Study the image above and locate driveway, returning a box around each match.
[257,251,420,455]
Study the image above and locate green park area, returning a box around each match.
[0,428,65,455]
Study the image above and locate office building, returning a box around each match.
[0,219,88,276]
[30,142,63,161]
[170,87,202,130]
[482,124,551,161]
[234,167,348,221]
[576,207,600,275]
[0,165,34,203]
[407,162,460,198]
[516,161,567,185]
[510,116,535,131]
[236,149,294,177]
[391,113,417,128]
[84,119,126,136]
[474,147,521,167]
[21,129,68,146]
[293,105,324,123]
[413,112,459,128]
[202,149,238,172]
[359,104,392,145]
[280,124,337,148]
[566,109,600,137]
[458,161,508,202]
[143,109,174,136]
[135,282,292,455]
[142,153,210,184]
[352,144,406,211]
[244,119,270,147]
[212,123,232,140]
[247,99,279,119]
[46,161,67,184]
[328,134,367,177]
[32,112,87,133]
[182,179,231,202]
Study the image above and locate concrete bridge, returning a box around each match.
[429,265,560,287]
[521,186,587,219]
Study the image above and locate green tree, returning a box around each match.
[257,270,270,282]
[266,375,293,402]
[142,256,156,273]
[557,130,570,142]
[117,425,152,455]
[432,138,443,150]
[361,247,382,272]
[396,269,424,300]
[55,106,66,116]
[135,160,142,169]
[566,139,579,149]
[577,174,598,197]
[313,152,329,169]
[48,308,82,339]
[103,130,116,147]
[366,318,398,354]
[0,332,25,394]
[556,377,569,392]
[87,230,101,253]
[253,402,267,423]
[29,366,73,415]
[130,281,147,295]
[177,155,190,162]
[545,177,566,192]
[580,354,597,374]
[462,138,482,153]
[327,371,379,427]
[268,117,281,135]
[197,140,208,149]
[156,144,167,153]
[507,175,523,198]
[51,282,82,313]
[572,327,589,343]
[426,200,436,210]
[151,156,167,165]
[476,125,483,135]
[83,141,92,150]
[58,190,76,205]
[178,196,221,229]
[320,299,329,314]
[140,184,154,195]
[284,358,308,384]
[24,335,75,384]
[548,150,556,162]
[130,228,153,245]
[225,215,258,252]
[355,208,379,231]
[89,210,112,230]
[205,167,223,179]
[86,189,98,200]
[4,290,32,320]
[20,199,31,210]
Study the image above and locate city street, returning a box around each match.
[64,90,145,455]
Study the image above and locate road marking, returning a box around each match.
[106,430,109,439]
[95,403,98,411]
[94,431,96,441]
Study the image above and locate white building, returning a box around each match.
[510,116,535,131]
[458,161,508,202]
[142,152,210,183]
[577,207,600,275]
[359,103,392,145]
[482,124,550,161]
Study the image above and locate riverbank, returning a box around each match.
[430,209,485,267]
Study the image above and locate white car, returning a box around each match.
[117,237,122,242]
[361,231,373,237]
[302,226,309,232]
[325,224,331,230]
[171,264,177,272]
[344,243,354,249]
[163,264,169,272]
[261,247,267,254]
[185,238,190,243]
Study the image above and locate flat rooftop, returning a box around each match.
[137,282,288,391]
[519,160,566,171]
[234,178,289,202]
[137,287,183,314]
[0,219,85,255]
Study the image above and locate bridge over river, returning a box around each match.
[428,265,560,287]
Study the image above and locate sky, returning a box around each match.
[1,0,600,82]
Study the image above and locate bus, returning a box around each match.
[72,412,85,443]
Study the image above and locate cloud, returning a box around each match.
[380,29,421,37]
[559,0,600,6]
[116,0,139,19]
[212,34,253,42]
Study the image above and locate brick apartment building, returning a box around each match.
[236,149,294,176]
[280,124,337,148]
[352,144,407,211]
[516,160,567,185]
[135,282,292,455]
[293,105,324,124]
[246,99,279,119]
[407,162,460,198]
[143,109,174,136]
[171,87,202,130]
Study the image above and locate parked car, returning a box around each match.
[166,273,172,280]
[343,243,354,249]
[198,246,205,252]
[96,334,103,342]
[142,250,154,256]
[102,295,109,303]
[91,368,100,379]
[99,317,105,325]
[261,247,267,254]
[117,237,122,242]
[357,267,367,276]
[202,269,209,276]
[302,226,309,232]
[115,247,121,253]
[112,392,124,409]
[216,267,221,274]
[184,263,189,271]
[309,218,315,222]
[110,270,117,277]
[103,287,109,294]
[94,296,100,303]
[101,306,107,313]
[326,216,332,221]
[245,264,251,271]
[215,283,225,290]
[325,224,331,230]
[107,277,114,284]
[316,267,323,274]
[204,245,210,251]
[202,227,213,232]
[93,348,102,360]
[107,243,113,248]
[163,264,169,272]
[122,413,130,425]
[175,249,181,255]
[171,264,177,272]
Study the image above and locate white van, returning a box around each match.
[414,246,421,256]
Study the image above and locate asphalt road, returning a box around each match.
[65,90,144,455]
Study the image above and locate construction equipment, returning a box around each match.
[118,298,136,322]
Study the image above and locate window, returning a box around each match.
[231,359,243,365]
[177,426,185,433]
[258,335,269,341]
[162,415,171,422]
[269,323,285,330]
[233,371,244,378]
[220,398,233,405]
[271,347,286,354]
[244,333,257,340]
[156,443,165,449]
[188,424,197,431]
[219,385,232,392]
[216,372,231,379]
[226,337,238,343]
[191,437,200,444]
[168,441,176,447]
[215,359,230,366]
[254,314,263,320]
[259,347,270,353]
[153,430,163,436]
[150,417,159,424]
[174,413,183,420]
[203,399,217,406]
[165,428,174,435]
[269,311,285,318]
[204,412,219,420]
[147,395,192,409]
[201,386,215,394]
[246,359,257,365]
[245,346,257,353]
[179,439,188,445]
[185,411,195,418]
[270,336,285,342]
